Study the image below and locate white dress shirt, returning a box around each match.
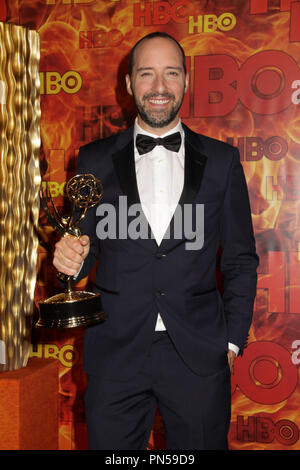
[133,118,239,355]
[134,119,184,331]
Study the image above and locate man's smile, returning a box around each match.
[148,98,169,105]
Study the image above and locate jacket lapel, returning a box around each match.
[111,128,157,252]
[111,128,140,207]
[110,124,207,252]
[160,125,207,251]
[179,128,207,207]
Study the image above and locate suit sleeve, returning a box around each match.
[220,147,259,354]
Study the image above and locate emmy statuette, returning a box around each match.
[37,174,107,329]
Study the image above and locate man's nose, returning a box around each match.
[152,74,167,93]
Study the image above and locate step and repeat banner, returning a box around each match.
[1,0,300,450]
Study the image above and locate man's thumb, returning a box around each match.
[80,235,89,245]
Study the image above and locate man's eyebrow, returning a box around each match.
[136,66,183,72]
[136,67,153,72]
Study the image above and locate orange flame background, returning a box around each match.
[4,0,300,450]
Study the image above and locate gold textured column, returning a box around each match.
[0,22,41,371]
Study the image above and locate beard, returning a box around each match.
[131,90,185,129]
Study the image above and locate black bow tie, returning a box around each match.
[136,132,182,155]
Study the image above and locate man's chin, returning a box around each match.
[140,111,177,129]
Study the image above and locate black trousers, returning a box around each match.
[84,331,231,450]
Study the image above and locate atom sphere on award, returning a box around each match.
[36,174,107,329]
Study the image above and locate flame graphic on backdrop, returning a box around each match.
[178,10,300,450]
[7,0,300,450]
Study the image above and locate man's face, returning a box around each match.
[126,37,189,135]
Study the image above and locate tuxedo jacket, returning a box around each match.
[75,123,259,380]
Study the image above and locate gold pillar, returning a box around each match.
[0,22,41,371]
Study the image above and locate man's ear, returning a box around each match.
[184,72,189,94]
[125,74,133,96]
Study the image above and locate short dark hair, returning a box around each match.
[128,32,187,77]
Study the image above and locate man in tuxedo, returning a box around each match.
[53,32,259,450]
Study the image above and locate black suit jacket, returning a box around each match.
[75,124,259,380]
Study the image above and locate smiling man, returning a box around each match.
[53,32,259,450]
[125,34,188,132]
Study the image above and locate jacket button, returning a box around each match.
[156,252,166,259]
[155,291,165,297]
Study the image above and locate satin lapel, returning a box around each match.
[110,126,208,253]
[111,139,140,207]
[159,131,207,252]
[178,139,207,206]
[111,134,158,253]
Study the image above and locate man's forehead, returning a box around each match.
[133,38,183,66]
[136,36,180,53]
